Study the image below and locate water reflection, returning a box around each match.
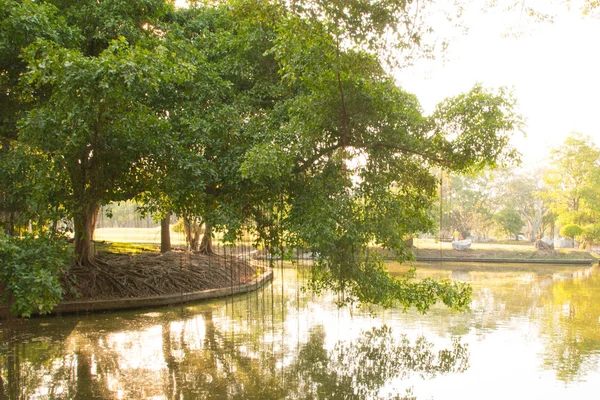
[0,316,468,399]
[294,325,468,399]
[539,270,600,383]
[1,264,600,399]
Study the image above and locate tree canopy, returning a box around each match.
[543,133,600,228]
[0,0,523,313]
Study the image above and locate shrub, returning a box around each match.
[559,224,584,248]
[560,224,583,239]
[582,224,600,245]
[0,233,70,316]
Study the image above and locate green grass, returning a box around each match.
[94,241,159,255]
[92,229,598,261]
[94,227,185,245]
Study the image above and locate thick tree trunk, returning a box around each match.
[184,218,202,251]
[73,202,100,265]
[160,212,171,253]
[199,222,214,254]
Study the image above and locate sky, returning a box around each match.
[395,1,600,167]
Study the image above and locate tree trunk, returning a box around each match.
[184,218,202,251]
[73,202,100,265]
[199,222,214,254]
[160,212,171,253]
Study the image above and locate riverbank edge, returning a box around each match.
[1,268,273,317]
[414,257,596,264]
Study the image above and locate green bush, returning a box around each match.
[0,233,70,317]
[559,224,584,248]
[560,224,583,240]
[583,224,600,244]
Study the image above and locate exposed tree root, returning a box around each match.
[62,251,258,301]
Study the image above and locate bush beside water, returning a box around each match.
[0,233,70,317]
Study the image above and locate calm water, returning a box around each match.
[1,262,600,399]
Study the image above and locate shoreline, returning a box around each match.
[414,257,596,265]
[1,268,273,317]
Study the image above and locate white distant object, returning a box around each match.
[556,237,574,248]
[541,237,553,247]
[452,239,472,251]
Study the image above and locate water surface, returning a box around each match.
[1,262,600,399]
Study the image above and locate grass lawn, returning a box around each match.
[93,227,256,250]
[92,228,598,261]
[94,227,188,245]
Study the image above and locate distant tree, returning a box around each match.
[437,172,498,240]
[543,133,600,227]
[498,169,550,241]
[581,224,600,248]
[493,209,524,240]
[560,224,584,248]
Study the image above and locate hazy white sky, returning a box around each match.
[395,2,600,166]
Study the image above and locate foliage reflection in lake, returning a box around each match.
[1,263,600,399]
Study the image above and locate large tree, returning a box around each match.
[238,0,522,307]
[0,0,78,235]
[542,133,600,228]
[5,0,523,311]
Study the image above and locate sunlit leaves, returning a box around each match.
[431,84,523,172]
[542,133,600,226]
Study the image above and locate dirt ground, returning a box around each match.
[63,250,259,301]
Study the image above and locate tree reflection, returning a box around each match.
[539,269,600,383]
[4,265,600,396]
[1,312,469,399]
[292,325,469,399]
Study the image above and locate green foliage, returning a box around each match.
[437,172,497,239]
[498,169,550,240]
[493,208,524,239]
[432,85,522,172]
[543,133,600,227]
[582,224,600,244]
[308,250,472,311]
[560,224,584,241]
[0,233,70,316]
[1,0,523,311]
[172,218,185,234]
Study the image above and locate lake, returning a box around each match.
[1,262,600,399]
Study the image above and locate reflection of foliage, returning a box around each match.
[539,271,600,383]
[1,313,469,400]
[294,325,469,399]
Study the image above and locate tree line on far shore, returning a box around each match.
[438,133,600,248]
